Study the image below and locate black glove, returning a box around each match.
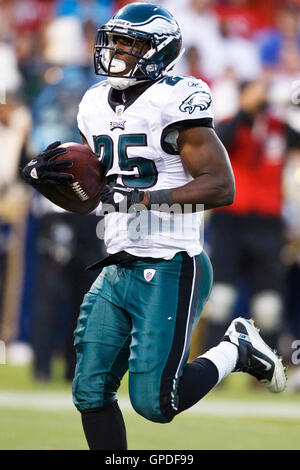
[20,141,74,186]
[100,184,145,212]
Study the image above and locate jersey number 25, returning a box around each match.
[93,134,158,189]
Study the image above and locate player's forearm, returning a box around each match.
[171,174,235,210]
[142,175,234,211]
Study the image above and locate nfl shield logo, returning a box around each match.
[144,269,156,282]
[116,105,124,117]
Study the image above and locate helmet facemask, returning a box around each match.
[94,28,156,90]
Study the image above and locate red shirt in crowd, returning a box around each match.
[214,0,281,37]
[219,113,285,217]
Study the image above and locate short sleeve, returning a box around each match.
[160,76,214,154]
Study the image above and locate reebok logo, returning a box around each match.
[236,332,250,342]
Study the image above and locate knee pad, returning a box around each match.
[250,291,283,334]
[207,284,237,324]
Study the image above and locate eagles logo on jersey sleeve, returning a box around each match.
[160,76,214,155]
[179,89,212,114]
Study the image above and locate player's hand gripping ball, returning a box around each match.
[54,142,106,203]
[21,141,106,213]
[21,141,73,186]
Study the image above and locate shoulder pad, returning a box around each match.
[87,80,109,92]
[156,75,186,87]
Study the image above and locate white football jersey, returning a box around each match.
[77,75,214,259]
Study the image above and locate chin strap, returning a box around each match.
[108,76,137,90]
[108,76,151,91]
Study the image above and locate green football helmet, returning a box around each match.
[94,2,182,90]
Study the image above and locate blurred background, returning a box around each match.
[1,0,300,449]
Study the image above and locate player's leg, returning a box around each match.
[126,250,220,423]
[72,266,131,449]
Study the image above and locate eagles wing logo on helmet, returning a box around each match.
[179,91,212,115]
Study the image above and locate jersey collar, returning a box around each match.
[107,80,156,114]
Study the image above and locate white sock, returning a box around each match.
[200,341,239,384]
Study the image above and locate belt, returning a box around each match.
[86,250,140,271]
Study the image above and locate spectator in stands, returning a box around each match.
[0,42,22,94]
[259,5,300,69]
[268,40,300,147]
[55,0,113,25]
[184,46,211,84]
[211,67,240,123]
[163,0,225,80]
[205,79,286,352]
[214,0,279,37]
[14,30,46,103]
[218,15,261,80]
[0,94,32,343]
[166,0,261,81]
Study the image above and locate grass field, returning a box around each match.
[0,360,300,450]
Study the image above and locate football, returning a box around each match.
[51,142,106,214]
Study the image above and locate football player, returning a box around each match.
[22,2,287,450]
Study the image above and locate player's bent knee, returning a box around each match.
[129,375,176,424]
[130,395,173,423]
[72,374,115,412]
[129,387,173,424]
